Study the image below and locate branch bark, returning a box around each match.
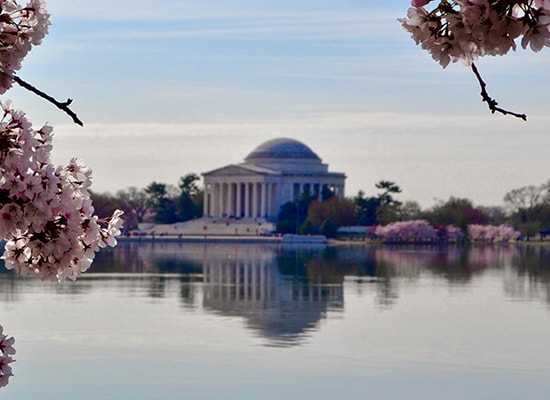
[11,74,84,126]
[471,63,527,121]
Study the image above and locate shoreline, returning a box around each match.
[118,233,328,245]
[117,236,550,247]
[118,235,283,244]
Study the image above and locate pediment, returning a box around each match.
[203,164,267,177]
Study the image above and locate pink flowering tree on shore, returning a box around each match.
[400,0,550,120]
[375,220,520,243]
[0,0,123,388]
[374,220,464,242]
[375,220,440,242]
[468,224,521,242]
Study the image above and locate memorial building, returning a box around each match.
[202,138,346,221]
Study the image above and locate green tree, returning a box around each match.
[299,219,316,235]
[276,201,299,234]
[321,185,335,202]
[276,187,316,234]
[354,190,381,226]
[176,173,202,221]
[178,173,200,197]
[296,186,316,226]
[320,219,338,238]
[375,180,402,225]
[145,181,177,224]
[376,180,402,206]
[354,181,402,226]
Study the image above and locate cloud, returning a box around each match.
[49,111,550,208]
[48,1,401,41]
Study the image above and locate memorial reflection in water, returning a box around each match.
[87,240,550,315]
[86,241,347,346]
[202,245,343,346]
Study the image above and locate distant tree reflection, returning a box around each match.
[4,242,550,349]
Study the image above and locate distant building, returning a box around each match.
[202,138,346,221]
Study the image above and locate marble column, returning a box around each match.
[260,182,267,218]
[211,183,218,217]
[267,183,273,218]
[203,188,209,217]
[236,182,242,218]
[218,183,225,217]
[244,183,250,218]
[228,182,234,217]
[252,182,258,218]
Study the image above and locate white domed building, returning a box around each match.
[202,138,346,221]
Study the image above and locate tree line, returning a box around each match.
[91,174,550,240]
[90,173,203,230]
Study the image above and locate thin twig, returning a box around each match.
[471,62,527,121]
[11,74,84,126]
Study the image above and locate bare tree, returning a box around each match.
[117,187,149,223]
[503,184,550,214]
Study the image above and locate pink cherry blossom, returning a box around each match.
[0,1,125,390]
[0,0,50,93]
[0,325,15,388]
[375,220,439,242]
[0,102,123,281]
[468,224,521,242]
[400,1,550,67]
[0,329,15,357]
[375,221,520,243]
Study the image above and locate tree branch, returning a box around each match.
[10,74,84,126]
[471,63,527,121]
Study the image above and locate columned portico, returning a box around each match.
[202,138,346,221]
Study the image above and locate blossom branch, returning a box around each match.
[471,63,527,121]
[10,75,83,126]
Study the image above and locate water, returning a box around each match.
[2,242,550,399]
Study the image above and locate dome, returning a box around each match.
[245,138,321,162]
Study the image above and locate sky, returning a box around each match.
[7,0,550,208]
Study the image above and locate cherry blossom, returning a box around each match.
[0,0,120,389]
[0,102,124,281]
[468,224,521,242]
[0,0,50,93]
[0,325,15,388]
[375,220,520,243]
[375,220,439,242]
[0,0,122,282]
[399,0,548,67]
[400,0,550,119]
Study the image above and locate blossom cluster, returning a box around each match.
[0,0,123,391]
[375,220,521,243]
[0,101,123,281]
[0,325,15,388]
[400,0,550,67]
[468,224,521,242]
[374,220,439,242]
[0,0,50,92]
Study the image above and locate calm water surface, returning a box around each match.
[2,242,550,399]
